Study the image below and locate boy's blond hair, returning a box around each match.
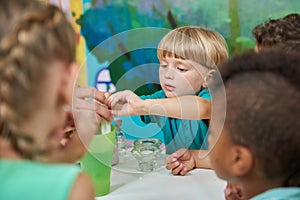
[157,26,228,69]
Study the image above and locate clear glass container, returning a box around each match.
[131,138,162,172]
[114,118,126,162]
[112,141,119,166]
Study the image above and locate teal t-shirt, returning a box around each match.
[0,160,81,200]
[140,89,211,154]
[251,187,300,200]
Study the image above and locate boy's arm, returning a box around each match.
[192,150,212,169]
[109,91,211,120]
[144,96,211,120]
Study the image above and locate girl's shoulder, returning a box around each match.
[0,160,82,200]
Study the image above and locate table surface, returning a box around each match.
[95,151,226,200]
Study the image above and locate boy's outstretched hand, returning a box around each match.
[107,90,145,116]
[165,148,196,176]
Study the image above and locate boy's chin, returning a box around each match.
[165,92,177,98]
[164,91,195,98]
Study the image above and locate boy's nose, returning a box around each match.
[164,68,175,79]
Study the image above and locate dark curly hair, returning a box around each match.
[252,13,300,48]
[280,40,300,53]
[211,49,300,186]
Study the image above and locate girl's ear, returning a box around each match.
[59,62,79,105]
[230,145,254,177]
[202,69,216,88]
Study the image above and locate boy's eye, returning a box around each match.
[176,67,188,72]
[160,64,167,68]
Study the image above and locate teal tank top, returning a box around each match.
[0,160,81,200]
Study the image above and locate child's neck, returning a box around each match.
[0,137,22,160]
[240,176,284,199]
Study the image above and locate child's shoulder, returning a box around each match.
[198,88,211,100]
[251,187,300,200]
[0,159,81,199]
[0,159,80,177]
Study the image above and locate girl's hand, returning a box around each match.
[73,86,113,122]
[38,87,113,163]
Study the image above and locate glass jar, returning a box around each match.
[115,118,126,156]
[131,138,162,172]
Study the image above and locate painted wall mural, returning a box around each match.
[69,0,299,140]
[73,0,299,93]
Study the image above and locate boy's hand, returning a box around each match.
[165,148,196,176]
[107,90,145,116]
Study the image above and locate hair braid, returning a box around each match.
[0,5,76,158]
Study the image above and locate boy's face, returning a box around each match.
[209,114,255,186]
[158,56,205,97]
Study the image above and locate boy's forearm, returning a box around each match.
[143,96,211,120]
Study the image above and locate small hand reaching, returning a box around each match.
[165,148,196,176]
[107,90,145,116]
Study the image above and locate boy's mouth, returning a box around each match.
[164,84,175,92]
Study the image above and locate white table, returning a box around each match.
[96,153,226,200]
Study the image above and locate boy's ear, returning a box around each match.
[254,44,261,53]
[202,69,216,88]
[230,145,254,177]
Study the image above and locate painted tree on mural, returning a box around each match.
[77,1,184,94]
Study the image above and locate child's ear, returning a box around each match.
[230,146,254,177]
[202,69,216,88]
[59,62,79,105]
[254,44,261,53]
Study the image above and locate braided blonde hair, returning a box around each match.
[0,2,76,158]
